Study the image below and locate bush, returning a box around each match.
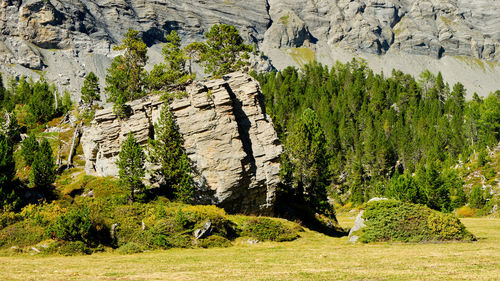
[149,233,192,249]
[355,200,475,243]
[57,241,91,256]
[198,235,231,248]
[427,212,471,240]
[116,242,143,254]
[47,207,93,243]
[0,221,45,247]
[240,217,299,242]
[0,211,21,229]
[469,185,486,209]
[455,206,476,217]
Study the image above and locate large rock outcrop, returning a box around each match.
[81,72,281,215]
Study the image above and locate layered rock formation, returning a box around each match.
[82,72,281,214]
[0,0,499,97]
[264,0,500,60]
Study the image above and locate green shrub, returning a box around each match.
[57,241,91,256]
[356,200,475,243]
[427,212,472,240]
[150,233,192,249]
[0,211,21,229]
[116,242,143,254]
[198,235,232,248]
[469,185,486,209]
[47,207,93,243]
[0,221,45,247]
[240,217,299,242]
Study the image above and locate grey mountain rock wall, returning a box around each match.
[0,0,499,97]
[81,72,281,215]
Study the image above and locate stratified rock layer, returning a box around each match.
[81,72,281,215]
[1,0,499,97]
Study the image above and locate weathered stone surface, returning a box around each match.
[81,72,281,215]
[0,0,499,96]
[348,197,388,242]
[264,0,500,60]
[348,210,365,243]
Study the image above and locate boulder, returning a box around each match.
[81,72,281,215]
[348,210,366,243]
[194,221,213,240]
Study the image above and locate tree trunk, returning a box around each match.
[66,121,82,169]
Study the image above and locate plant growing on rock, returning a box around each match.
[148,30,194,91]
[117,132,146,202]
[187,24,252,77]
[149,106,194,203]
[105,29,149,115]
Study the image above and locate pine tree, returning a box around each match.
[285,108,330,213]
[29,139,56,189]
[5,113,20,144]
[21,134,39,166]
[81,72,100,106]
[14,76,32,105]
[386,171,426,204]
[28,78,55,123]
[469,185,485,209]
[419,163,451,212]
[105,29,148,110]
[0,133,16,208]
[117,132,146,202]
[148,31,193,91]
[187,24,252,77]
[149,106,194,203]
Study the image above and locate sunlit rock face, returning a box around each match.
[82,72,281,215]
[2,0,500,97]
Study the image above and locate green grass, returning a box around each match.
[0,216,498,280]
[455,56,500,72]
[280,14,290,26]
[288,47,316,68]
[440,16,454,26]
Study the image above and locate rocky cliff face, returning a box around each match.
[81,72,281,215]
[264,0,500,60]
[0,0,499,97]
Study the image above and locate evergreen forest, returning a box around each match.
[253,60,499,212]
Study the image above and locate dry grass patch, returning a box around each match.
[0,216,498,280]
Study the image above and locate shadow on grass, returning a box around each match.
[275,194,348,238]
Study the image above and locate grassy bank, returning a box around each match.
[0,216,498,280]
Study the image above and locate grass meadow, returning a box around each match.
[0,215,499,280]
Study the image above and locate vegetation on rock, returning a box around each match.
[105,29,149,117]
[148,31,193,91]
[149,106,194,203]
[354,200,475,243]
[187,24,252,77]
